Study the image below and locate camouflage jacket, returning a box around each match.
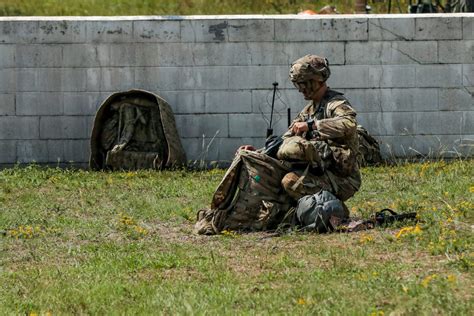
[283,89,361,177]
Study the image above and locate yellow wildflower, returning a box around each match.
[447,274,457,283]
[119,214,136,226]
[412,224,422,234]
[395,224,422,239]
[470,186,474,193]
[221,230,238,237]
[297,298,306,305]
[133,225,148,235]
[401,285,408,293]
[366,201,376,207]
[419,162,429,176]
[396,227,411,238]
[357,273,368,281]
[421,274,437,288]
[359,234,374,244]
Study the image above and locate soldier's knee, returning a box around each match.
[277,137,305,161]
[277,136,320,163]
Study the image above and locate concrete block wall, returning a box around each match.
[0,14,472,166]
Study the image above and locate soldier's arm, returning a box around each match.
[282,104,312,138]
[282,115,306,138]
[315,100,357,140]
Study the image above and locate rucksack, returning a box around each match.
[89,89,187,170]
[195,150,292,234]
[357,125,383,166]
[293,190,349,233]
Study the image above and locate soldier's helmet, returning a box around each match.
[289,55,331,83]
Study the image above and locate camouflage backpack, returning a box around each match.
[357,125,383,166]
[90,89,187,171]
[195,150,292,235]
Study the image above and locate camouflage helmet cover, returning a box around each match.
[289,55,331,82]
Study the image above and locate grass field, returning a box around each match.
[0,159,473,315]
[0,0,411,16]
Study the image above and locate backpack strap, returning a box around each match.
[313,89,345,120]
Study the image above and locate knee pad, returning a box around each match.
[281,172,299,192]
[281,172,307,200]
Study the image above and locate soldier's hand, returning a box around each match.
[291,122,309,135]
[237,145,256,154]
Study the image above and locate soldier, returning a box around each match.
[195,55,362,234]
[277,54,361,202]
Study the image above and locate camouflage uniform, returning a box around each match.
[278,55,361,202]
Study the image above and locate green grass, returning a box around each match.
[0,0,412,16]
[0,160,473,315]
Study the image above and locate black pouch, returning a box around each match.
[263,135,284,158]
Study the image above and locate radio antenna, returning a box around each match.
[267,82,278,138]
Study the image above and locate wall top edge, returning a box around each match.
[0,13,473,21]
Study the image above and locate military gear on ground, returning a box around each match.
[289,55,331,83]
[357,125,383,166]
[194,150,292,235]
[294,190,349,232]
[280,88,361,201]
[373,208,418,225]
[90,89,186,170]
[330,208,418,233]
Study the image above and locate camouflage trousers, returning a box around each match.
[277,136,361,202]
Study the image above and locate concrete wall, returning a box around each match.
[0,14,472,166]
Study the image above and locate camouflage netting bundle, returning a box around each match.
[195,150,292,235]
[90,89,186,170]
